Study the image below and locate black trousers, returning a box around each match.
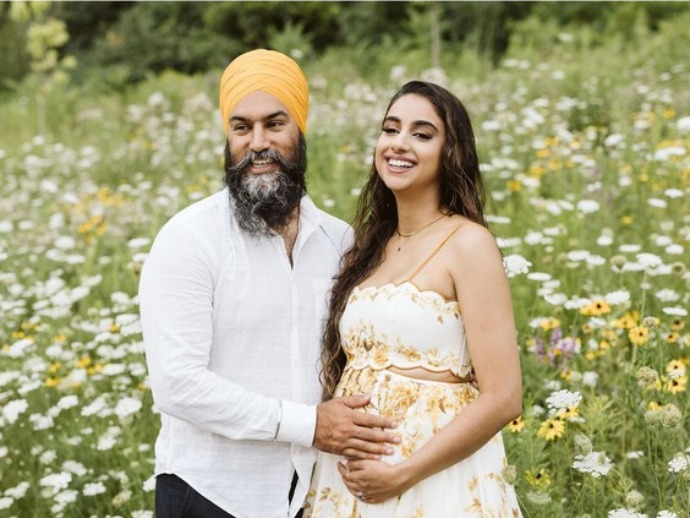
[155,473,303,518]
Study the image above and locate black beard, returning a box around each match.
[224,136,307,236]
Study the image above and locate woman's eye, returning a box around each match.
[415,133,432,140]
[381,127,398,135]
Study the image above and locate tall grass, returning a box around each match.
[0,15,688,517]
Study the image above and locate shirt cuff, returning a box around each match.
[275,400,316,448]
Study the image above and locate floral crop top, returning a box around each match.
[339,281,473,378]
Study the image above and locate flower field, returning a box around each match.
[1,20,689,518]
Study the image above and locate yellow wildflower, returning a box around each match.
[665,375,687,394]
[508,416,525,433]
[647,400,663,411]
[537,418,566,441]
[665,332,679,344]
[539,318,560,331]
[613,312,638,329]
[629,326,650,346]
[75,355,91,369]
[529,164,545,177]
[667,359,685,374]
[525,468,552,487]
[580,299,611,317]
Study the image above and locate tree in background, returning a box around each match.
[10,1,77,135]
[1,1,689,91]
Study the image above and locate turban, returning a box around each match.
[219,49,309,135]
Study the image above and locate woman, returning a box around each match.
[306,81,522,517]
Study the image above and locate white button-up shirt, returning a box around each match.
[139,188,350,518]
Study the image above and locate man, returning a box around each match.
[139,49,397,518]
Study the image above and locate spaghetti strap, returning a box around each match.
[405,224,464,282]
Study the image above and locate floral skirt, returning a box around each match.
[305,366,522,518]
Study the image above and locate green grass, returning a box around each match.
[0,18,689,517]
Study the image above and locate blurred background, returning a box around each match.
[0,2,689,517]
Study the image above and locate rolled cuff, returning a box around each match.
[275,400,316,448]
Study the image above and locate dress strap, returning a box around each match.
[405,224,464,282]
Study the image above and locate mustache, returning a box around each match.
[223,136,308,236]
[230,148,290,172]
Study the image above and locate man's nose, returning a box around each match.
[250,126,269,151]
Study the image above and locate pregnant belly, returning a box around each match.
[386,365,474,384]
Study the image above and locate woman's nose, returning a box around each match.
[390,131,409,152]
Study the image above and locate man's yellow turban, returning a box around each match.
[219,49,309,135]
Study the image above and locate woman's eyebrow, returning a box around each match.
[383,115,439,132]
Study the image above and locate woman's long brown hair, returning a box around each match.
[320,81,488,397]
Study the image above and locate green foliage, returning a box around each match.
[3,1,690,89]
[84,3,237,82]
[0,14,30,90]
[0,10,689,516]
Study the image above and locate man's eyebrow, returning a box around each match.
[383,115,439,132]
[230,110,290,123]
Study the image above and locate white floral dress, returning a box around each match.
[306,228,522,518]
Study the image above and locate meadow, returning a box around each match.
[0,13,689,518]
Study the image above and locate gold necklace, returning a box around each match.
[395,213,446,251]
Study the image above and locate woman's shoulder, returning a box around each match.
[447,216,497,249]
[444,217,506,284]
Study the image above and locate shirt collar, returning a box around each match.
[296,194,322,244]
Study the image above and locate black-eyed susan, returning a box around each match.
[508,416,525,433]
[629,325,650,346]
[538,318,560,331]
[665,376,687,394]
[613,314,638,329]
[537,417,566,441]
[579,299,611,317]
[666,359,685,374]
[525,468,552,487]
[665,332,680,344]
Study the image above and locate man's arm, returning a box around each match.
[140,221,299,441]
[140,219,397,454]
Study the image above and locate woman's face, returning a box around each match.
[375,93,445,195]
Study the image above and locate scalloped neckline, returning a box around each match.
[352,281,459,306]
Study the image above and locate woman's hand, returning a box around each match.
[338,459,413,504]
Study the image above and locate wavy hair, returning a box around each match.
[320,81,488,397]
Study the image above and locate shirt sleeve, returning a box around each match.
[139,218,317,444]
[276,400,317,447]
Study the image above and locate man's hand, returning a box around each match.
[313,395,399,459]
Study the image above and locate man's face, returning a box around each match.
[227,90,301,175]
[224,91,307,235]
